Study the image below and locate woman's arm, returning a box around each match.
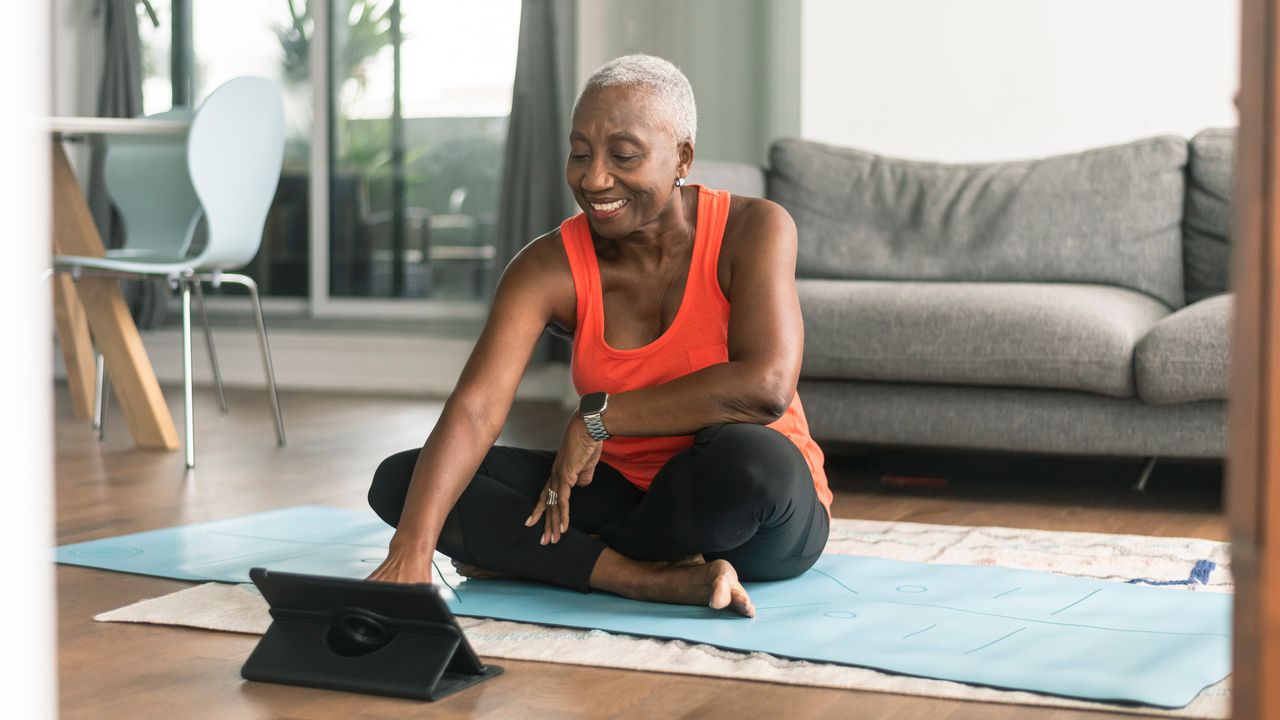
[603,199,803,436]
[367,233,569,583]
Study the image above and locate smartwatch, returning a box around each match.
[578,392,611,441]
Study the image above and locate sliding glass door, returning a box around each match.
[329,0,519,301]
[137,0,521,312]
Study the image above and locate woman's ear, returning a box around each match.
[677,141,695,181]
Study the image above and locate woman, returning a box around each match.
[367,54,832,618]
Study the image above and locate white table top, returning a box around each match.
[45,116,190,136]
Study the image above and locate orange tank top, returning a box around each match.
[560,185,833,513]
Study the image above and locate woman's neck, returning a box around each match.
[600,186,695,268]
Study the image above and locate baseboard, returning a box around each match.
[53,328,572,402]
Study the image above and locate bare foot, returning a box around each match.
[450,545,699,581]
[697,559,754,617]
[451,559,508,580]
[591,550,755,618]
[664,553,706,569]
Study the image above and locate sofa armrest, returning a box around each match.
[1135,293,1232,404]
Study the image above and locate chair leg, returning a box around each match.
[93,352,109,441]
[220,273,285,447]
[1133,456,1158,492]
[181,279,195,469]
[192,280,228,414]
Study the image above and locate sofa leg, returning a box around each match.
[1133,456,1159,492]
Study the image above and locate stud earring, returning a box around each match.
[675,176,686,187]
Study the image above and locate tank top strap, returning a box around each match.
[693,186,732,309]
[559,213,596,336]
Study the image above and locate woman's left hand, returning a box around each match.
[525,415,603,544]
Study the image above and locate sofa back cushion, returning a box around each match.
[768,137,1188,308]
[688,160,766,198]
[1184,128,1235,304]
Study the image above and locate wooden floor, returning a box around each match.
[54,385,1226,719]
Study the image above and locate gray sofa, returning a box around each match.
[688,131,1234,460]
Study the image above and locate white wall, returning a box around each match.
[51,0,101,117]
[2,3,56,718]
[51,0,104,180]
[800,0,1239,162]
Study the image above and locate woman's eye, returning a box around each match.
[569,154,589,161]
[613,155,637,163]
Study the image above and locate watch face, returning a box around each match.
[579,392,608,416]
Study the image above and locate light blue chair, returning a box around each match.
[54,76,287,468]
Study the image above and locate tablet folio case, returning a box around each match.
[241,568,502,701]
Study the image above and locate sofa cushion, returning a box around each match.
[1135,294,1232,404]
[770,137,1188,308]
[798,379,1226,459]
[798,280,1170,398]
[1184,129,1235,304]
[688,161,765,198]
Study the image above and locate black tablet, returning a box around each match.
[241,567,502,701]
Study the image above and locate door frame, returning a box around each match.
[1229,0,1280,716]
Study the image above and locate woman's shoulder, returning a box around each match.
[501,227,577,328]
[711,194,797,297]
[508,227,572,275]
[722,194,798,257]
[724,194,792,230]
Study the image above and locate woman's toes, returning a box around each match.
[708,573,733,610]
[700,559,753,617]
[705,559,743,611]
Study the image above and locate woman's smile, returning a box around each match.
[588,197,629,220]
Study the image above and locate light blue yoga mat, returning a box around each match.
[57,506,395,583]
[56,506,1230,707]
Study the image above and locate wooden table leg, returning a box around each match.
[51,272,97,419]
[50,144,179,450]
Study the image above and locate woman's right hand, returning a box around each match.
[366,535,435,585]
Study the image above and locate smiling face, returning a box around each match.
[567,85,694,239]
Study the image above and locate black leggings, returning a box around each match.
[368,423,830,593]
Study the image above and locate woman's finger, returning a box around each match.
[559,477,574,534]
[541,479,557,544]
[554,477,575,540]
[559,490,571,534]
[526,486,548,527]
[550,485,562,543]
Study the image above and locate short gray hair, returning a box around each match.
[575,54,697,145]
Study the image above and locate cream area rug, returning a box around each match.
[95,519,1232,718]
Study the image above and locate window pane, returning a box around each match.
[138,1,172,116]
[139,0,314,298]
[329,0,520,299]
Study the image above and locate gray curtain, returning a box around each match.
[89,0,167,329]
[497,0,575,362]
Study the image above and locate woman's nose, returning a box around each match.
[582,157,613,191]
